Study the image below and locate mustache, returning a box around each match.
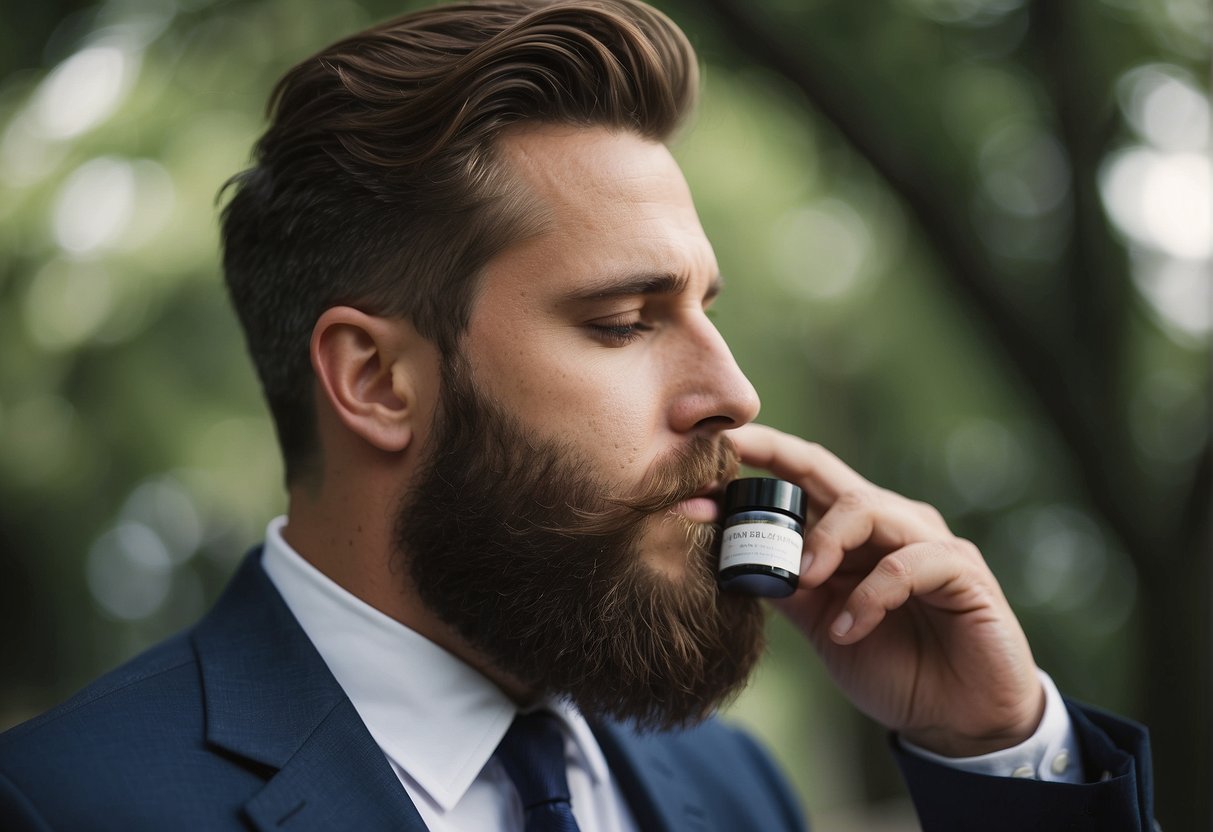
[562,435,741,535]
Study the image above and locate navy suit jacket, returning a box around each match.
[0,549,1155,831]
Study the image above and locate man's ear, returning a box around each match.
[310,306,432,454]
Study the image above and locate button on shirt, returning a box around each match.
[899,669,1083,783]
[260,516,1084,832]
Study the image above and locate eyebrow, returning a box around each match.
[559,271,724,305]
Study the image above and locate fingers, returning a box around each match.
[728,423,869,509]
[730,423,980,646]
[800,486,947,586]
[829,539,989,644]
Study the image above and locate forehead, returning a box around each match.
[480,125,716,298]
[500,124,695,219]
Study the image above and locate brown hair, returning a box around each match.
[219,0,698,483]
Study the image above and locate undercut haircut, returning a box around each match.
[219,0,699,483]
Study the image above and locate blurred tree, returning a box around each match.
[0,0,1207,828]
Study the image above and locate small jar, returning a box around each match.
[717,477,808,598]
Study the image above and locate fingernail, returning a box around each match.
[801,552,814,574]
[832,610,854,638]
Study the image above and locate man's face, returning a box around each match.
[463,126,761,569]
[395,126,766,727]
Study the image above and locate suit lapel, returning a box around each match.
[242,697,428,832]
[192,550,428,832]
[591,721,712,832]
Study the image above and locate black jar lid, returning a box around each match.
[723,477,807,522]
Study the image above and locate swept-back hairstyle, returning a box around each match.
[219,0,698,483]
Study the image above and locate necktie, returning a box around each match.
[495,711,583,832]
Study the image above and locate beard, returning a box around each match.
[394,354,766,731]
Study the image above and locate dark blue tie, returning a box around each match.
[495,711,582,832]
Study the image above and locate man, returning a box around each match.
[0,1,1154,829]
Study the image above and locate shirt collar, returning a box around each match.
[259,516,608,811]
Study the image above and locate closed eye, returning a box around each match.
[588,320,655,345]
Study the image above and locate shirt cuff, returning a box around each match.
[898,668,1083,783]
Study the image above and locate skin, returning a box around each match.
[286,124,1044,756]
[462,125,760,575]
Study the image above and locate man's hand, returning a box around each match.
[729,423,1044,758]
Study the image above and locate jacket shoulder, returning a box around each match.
[0,631,251,831]
[0,631,198,751]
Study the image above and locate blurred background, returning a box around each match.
[0,0,1208,828]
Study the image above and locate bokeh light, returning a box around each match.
[31,45,137,141]
[86,522,173,621]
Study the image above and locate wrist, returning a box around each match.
[902,721,1038,758]
[898,670,1083,783]
[902,684,1045,758]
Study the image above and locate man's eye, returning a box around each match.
[588,321,654,345]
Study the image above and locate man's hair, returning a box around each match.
[219,0,698,483]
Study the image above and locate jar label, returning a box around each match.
[718,521,803,573]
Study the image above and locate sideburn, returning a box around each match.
[396,356,767,730]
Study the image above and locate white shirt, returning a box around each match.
[261,517,639,832]
[899,669,1082,782]
[260,516,1083,832]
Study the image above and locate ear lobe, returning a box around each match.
[311,306,424,454]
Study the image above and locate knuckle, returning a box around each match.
[952,538,984,562]
[877,553,913,582]
[837,488,873,512]
[854,580,884,606]
[807,441,842,466]
[913,500,947,527]
[805,526,835,551]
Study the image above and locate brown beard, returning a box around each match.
[395,354,767,731]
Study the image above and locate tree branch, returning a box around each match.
[1028,0,1134,437]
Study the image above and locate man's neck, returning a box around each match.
[281,494,539,707]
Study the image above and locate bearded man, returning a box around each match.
[0,1,1155,830]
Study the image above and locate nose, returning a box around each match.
[668,314,761,434]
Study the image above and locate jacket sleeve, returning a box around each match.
[891,699,1155,831]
